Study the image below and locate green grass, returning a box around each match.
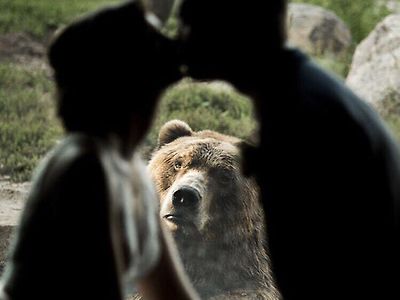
[0,63,62,181]
[142,79,257,155]
[0,0,120,39]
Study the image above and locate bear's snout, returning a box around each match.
[158,168,207,233]
[172,186,201,208]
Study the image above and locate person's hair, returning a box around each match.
[48,1,179,135]
[179,0,287,48]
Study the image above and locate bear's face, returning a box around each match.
[148,120,258,241]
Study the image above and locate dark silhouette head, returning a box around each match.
[179,0,287,84]
[48,1,181,138]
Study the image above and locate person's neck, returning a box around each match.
[107,128,140,161]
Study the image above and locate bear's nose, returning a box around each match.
[172,186,201,208]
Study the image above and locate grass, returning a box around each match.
[0,63,62,182]
[142,80,257,154]
[0,0,120,40]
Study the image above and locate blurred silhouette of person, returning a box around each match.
[0,1,199,300]
[179,0,399,299]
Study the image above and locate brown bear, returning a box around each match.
[147,120,280,300]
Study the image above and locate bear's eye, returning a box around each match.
[174,160,183,170]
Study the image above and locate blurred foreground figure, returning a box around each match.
[179,0,399,299]
[0,2,198,300]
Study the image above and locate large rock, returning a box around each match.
[346,14,400,116]
[287,3,352,57]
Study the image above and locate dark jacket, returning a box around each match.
[245,49,400,300]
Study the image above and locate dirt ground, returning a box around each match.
[0,177,29,226]
[0,177,30,272]
[0,32,48,70]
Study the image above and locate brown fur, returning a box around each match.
[148,120,280,299]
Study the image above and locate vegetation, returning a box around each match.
[0,63,61,181]
[142,80,256,154]
[0,0,120,40]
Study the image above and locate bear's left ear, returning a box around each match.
[158,119,193,148]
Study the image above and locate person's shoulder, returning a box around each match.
[287,49,383,123]
[285,48,352,102]
[35,134,105,189]
[17,134,107,226]
[287,49,400,155]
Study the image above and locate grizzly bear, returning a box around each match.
[147,120,280,300]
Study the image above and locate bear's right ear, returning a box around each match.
[158,120,193,147]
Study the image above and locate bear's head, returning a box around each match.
[148,120,262,240]
[148,120,278,299]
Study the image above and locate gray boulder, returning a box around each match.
[287,3,352,57]
[346,14,400,116]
